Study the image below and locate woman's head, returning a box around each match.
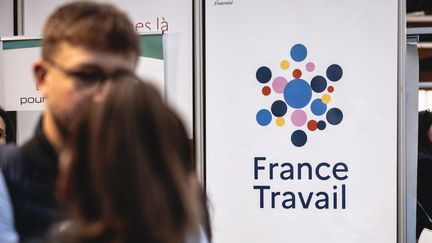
[0,108,15,145]
[59,72,200,243]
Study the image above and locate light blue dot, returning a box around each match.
[290,44,307,62]
[284,79,312,109]
[311,99,327,116]
[256,109,272,126]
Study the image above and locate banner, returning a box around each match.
[23,0,193,135]
[205,1,399,242]
[0,34,164,111]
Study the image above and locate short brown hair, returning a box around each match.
[42,1,139,61]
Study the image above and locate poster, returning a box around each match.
[205,1,399,242]
[0,34,164,111]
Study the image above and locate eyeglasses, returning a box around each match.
[45,59,114,89]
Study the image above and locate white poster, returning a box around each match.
[205,1,399,243]
[0,35,164,111]
[0,38,43,111]
[23,0,193,136]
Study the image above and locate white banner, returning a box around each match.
[205,1,399,242]
[0,35,164,111]
[0,38,43,111]
[23,0,193,135]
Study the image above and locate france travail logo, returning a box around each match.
[256,43,343,147]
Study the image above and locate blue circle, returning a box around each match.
[317,120,326,130]
[326,108,343,125]
[256,109,272,126]
[290,44,307,62]
[256,66,272,84]
[283,79,312,109]
[311,99,327,116]
[326,64,343,82]
[291,130,307,147]
[311,75,327,93]
[271,100,287,117]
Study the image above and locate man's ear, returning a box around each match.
[33,59,48,96]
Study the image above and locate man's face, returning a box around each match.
[36,42,136,137]
[0,117,6,145]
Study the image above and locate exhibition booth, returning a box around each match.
[0,0,420,242]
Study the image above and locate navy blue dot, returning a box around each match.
[326,64,343,82]
[256,109,272,126]
[291,130,307,147]
[290,44,307,62]
[317,120,326,130]
[256,66,272,84]
[271,100,287,117]
[311,75,327,93]
[326,108,343,125]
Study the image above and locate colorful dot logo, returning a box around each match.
[255,43,344,147]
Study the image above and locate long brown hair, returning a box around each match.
[57,73,200,243]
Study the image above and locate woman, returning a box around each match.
[0,108,16,145]
[417,110,432,238]
[54,72,208,243]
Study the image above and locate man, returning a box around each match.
[0,1,140,241]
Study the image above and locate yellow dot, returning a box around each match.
[322,94,331,104]
[276,117,285,127]
[280,60,290,70]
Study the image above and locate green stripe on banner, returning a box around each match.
[3,39,42,50]
[139,35,163,60]
[3,36,162,58]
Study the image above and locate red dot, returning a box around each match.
[307,120,317,131]
[328,86,334,93]
[262,86,271,96]
[292,69,302,79]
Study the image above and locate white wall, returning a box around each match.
[0,0,14,36]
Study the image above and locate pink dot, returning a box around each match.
[272,76,287,94]
[306,62,315,72]
[291,110,307,127]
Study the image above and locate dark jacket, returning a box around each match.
[0,119,63,242]
[417,151,432,238]
[417,110,432,238]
